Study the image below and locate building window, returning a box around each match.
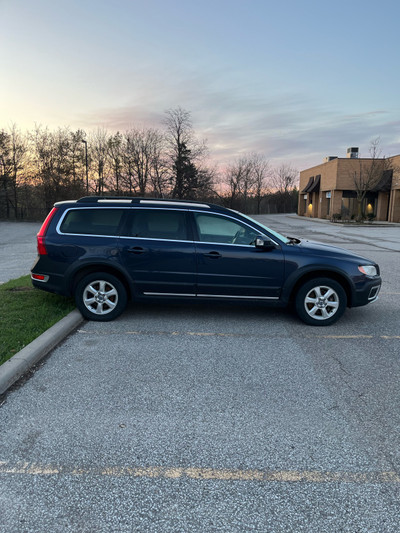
[341,197,357,218]
[325,192,331,217]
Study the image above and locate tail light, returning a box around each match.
[37,208,58,255]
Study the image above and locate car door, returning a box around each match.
[192,211,284,299]
[119,208,197,297]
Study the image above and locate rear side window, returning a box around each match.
[122,209,189,241]
[59,208,125,236]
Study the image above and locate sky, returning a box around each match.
[1,0,400,171]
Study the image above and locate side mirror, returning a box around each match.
[255,236,276,250]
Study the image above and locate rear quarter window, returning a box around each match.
[59,208,125,236]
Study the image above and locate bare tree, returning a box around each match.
[123,127,165,196]
[108,132,123,194]
[0,130,12,218]
[271,163,298,213]
[252,154,270,214]
[352,138,388,221]
[148,131,169,197]
[271,163,298,193]
[163,107,208,198]
[90,128,109,194]
[29,125,87,209]
[225,156,254,209]
[70,129,88,188]
[0,125,28,218]
[30,125,57,210]
[224,153,269,211]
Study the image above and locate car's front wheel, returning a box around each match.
[75,272,127,321]
[295,277,347,326]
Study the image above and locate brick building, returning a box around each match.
[298,148,400,222]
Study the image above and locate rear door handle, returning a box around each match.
[128,246,147,254]
[203,251,222,259]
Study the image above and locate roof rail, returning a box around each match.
[76,196,211,208]
[77,196,138,203]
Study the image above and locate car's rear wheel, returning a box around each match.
[295,277,347,326]
[75,273,127,321]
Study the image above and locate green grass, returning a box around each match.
[0,275,76,366]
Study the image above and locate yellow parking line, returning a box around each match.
[307,335,373,339]
[1,461,399,483]
[380,292,400,295]
[78,330,399,340]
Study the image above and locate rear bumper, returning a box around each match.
[31,272,70,297]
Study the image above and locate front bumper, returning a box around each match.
[351,277,382,307]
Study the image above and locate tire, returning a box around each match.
[75,272,127,321]
[295,277,347,326]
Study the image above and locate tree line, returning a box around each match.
[0,107,298,220]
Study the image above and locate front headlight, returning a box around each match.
[358,265,378,277]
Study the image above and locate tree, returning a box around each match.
[29,125,86,210]
[108,132,123,194]
[224,153,270,212]
[271,163,298,212]
[0,129,12,218]
[0,125,27,218]
[163,107,208,199]
[123,127,165,196]
[225,156,254,210]
[70,129,88,189]
[29,125,56,211]
[90,128,109,195]
[147,130,169,197]
[251,154,270,214]
[352,138,388,221]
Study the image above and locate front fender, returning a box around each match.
[280,265,355,305]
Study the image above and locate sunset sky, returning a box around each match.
[1,0,400,170]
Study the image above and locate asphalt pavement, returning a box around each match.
[0,215,400,532]
[0,221,41,284]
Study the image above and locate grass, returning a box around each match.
[0,275,76,366]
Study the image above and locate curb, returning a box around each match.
[0,309,84,396]
[286,215,400,227]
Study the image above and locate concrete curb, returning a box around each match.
[0,309,84,396]
[286,215,400,227]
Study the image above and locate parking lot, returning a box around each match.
[1,214,400,532]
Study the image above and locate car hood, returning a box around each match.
[296,239,374,264]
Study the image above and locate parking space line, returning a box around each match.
[380,292,400,295]
[1,461,399,483]
[77,330,399,340]
[307,335,373,339]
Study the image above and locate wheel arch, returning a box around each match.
[68,263,133,300]
[287,269,354,308]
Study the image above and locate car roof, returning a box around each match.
[54,196,231,214]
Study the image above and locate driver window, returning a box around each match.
[194,213,257,245]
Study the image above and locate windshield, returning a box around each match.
[234,212,290,244]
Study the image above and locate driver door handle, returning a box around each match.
[128,246,147,254]
[203,251,222,259]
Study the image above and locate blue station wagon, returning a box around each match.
[31,197,381,326]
